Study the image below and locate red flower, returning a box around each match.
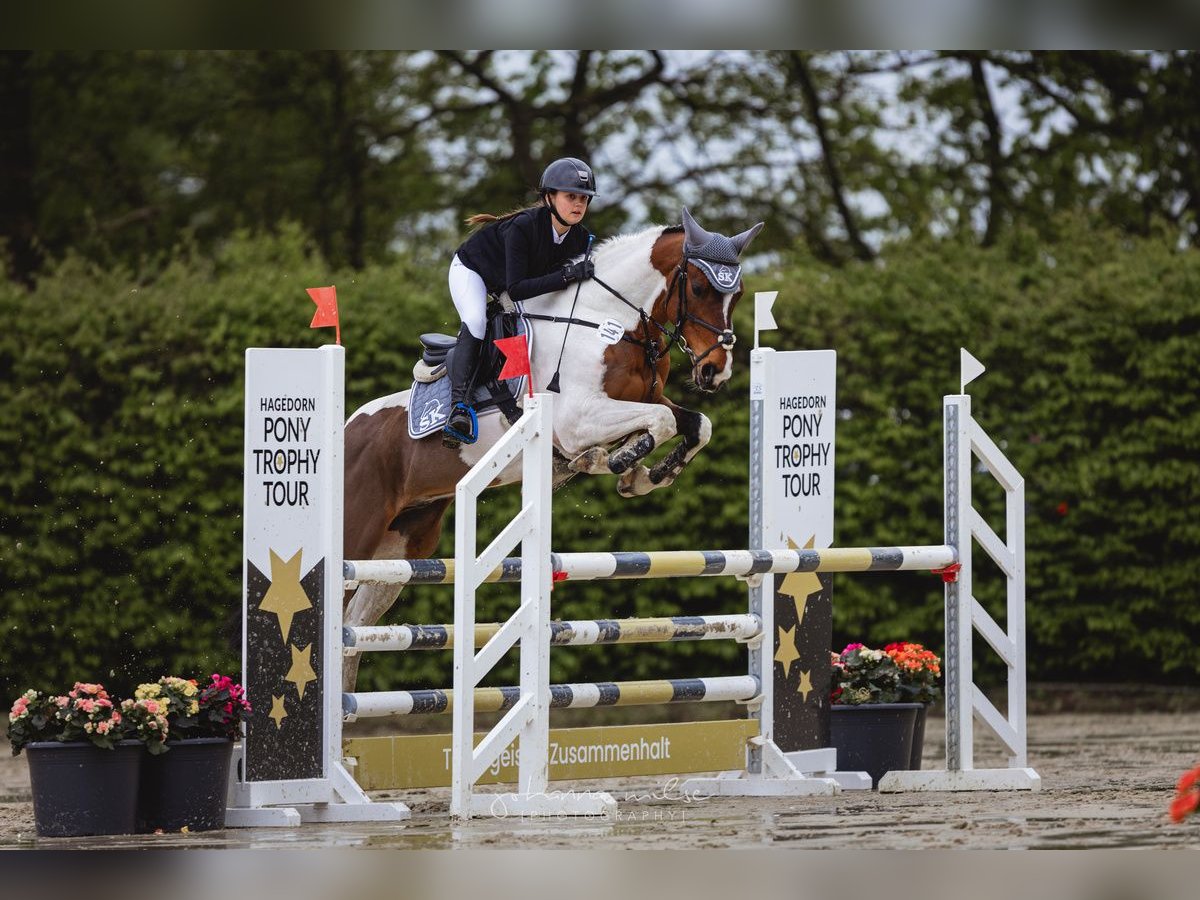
[1056,502,1069,517]
[1170,790,1200,823]
[1169,764,1200,823]
[1178,766,1200,793]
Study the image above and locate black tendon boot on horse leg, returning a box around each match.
[443,325,483,448]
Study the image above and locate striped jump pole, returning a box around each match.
[343,675,760,721]
[344,614,762,652]
[343,545,956,588]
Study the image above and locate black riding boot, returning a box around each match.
[442,326,483,448]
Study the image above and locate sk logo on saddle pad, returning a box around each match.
[417,398,448,431]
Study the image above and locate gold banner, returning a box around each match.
[345,719,758,790]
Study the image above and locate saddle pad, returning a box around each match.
[407,307,532,439]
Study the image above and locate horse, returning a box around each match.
[341,208,763,690]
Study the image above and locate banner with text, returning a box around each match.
[242,346,344,783]
[757,349,836,751]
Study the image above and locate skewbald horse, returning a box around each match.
[342,209,764,690]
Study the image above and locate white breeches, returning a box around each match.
[448,254,489,339]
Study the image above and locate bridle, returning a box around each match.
[521,246,739,401]
[664,253,738,367]
[591,251,737,366]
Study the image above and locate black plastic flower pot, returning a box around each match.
[26,740,143,837]
[137,737,233,833]
[910,704,929,770]
[830,702,921,788]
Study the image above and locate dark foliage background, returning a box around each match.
[2,214,1196,699]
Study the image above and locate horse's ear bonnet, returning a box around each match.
[681,208,764,294]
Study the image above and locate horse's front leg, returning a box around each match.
[560,397,677,482]
[646,398,711,486]
[618,398,712,497]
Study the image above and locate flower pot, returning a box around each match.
[830,702,921,788]
[26,740,143,837]
[910,704,928,770]
[137,737,233,833]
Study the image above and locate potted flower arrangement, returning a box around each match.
[135,673,251,833]
[883,642,942,769]
[7,682,168,837]
[828,642,942,787]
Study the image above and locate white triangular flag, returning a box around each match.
[754,292,778,348]
[961,347,986,393]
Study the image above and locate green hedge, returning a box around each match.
[1,216,1197,703]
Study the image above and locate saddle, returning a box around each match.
[406,302,531,440]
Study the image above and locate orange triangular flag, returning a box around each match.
[306,286,341,345]
[494,335,533,398]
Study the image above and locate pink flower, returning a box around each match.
[11,697,28,716]
[842,642,865,653]
[54,696,69,708]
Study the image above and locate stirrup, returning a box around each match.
[442,403,478,448]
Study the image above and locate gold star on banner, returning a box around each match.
[777,535,823,612]
[259,548,313,643]
[794,593,810,630]
[797,670,813,702]
[269,694,288,729]
[775,624,802,678]
[285,643,318,700]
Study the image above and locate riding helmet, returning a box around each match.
[538,157,597,197]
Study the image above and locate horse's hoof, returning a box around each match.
[617,466,656,497]
[648,470,677,489]
[568,447,608,474]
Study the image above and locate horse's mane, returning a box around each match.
[593,223,683,258]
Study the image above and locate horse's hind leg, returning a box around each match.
[342,497,454,693]
[343,581,404,692]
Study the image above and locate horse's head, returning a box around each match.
[649,208,764,392]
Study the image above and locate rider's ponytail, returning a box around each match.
[464,201,546,231]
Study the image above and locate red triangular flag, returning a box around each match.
[494,334,533,398]
[306,286,341,345]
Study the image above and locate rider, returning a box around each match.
[442,157,597,448]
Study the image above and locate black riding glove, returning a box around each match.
[561,258,595,285]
